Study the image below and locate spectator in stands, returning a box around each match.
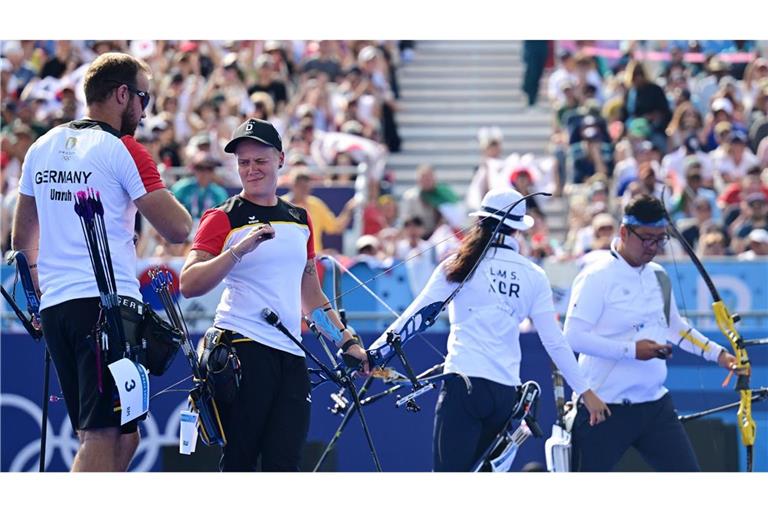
[280,170,357,254]
[522,41,549,107]
[548,50,577,105]
[622,60,672,152]
[743,58,768,112]
[301,40,343,83]
[354,233,387,269]
[669,159,720,222]
[737,228,768,260]
[678,196,720,250]
[1,151,19,253]
[171,152,229,224]
[153,117,182,168]
[665,102,704,151]
[573,212,617,258]
[616,140,663,199]
[509,167,543,216]
[573,52,605,104]
[718,165,768,220]
[661,136,714,190]
[555,80,582,130]
[357,45,401,152]
[697,230,729,257]
[746,83,768,150]
[394,215,437,296]
[3,41,37,98]
[401,164,460,238]
[568,112,613,184]
[247,54,289,115]
[710,130,760,185]
[467,126,505,210]
[39,40,82,79]
[702,97,747,152]
[362,193,397,236]
[729,192,768,247]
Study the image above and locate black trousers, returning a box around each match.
[571,392,700,472]
[433,375,519,471]
[218,340,311,472]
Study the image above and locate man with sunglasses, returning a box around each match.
[12,52,192,471]
[563,194,741,471]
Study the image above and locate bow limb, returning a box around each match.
[662,201,755,471]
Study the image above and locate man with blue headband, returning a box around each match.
[562,194,741,471]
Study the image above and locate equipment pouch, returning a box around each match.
[138,305,182,376]
[199,327,241,404]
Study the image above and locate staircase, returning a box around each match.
[390,40,569,240]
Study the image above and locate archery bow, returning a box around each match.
[312,192,551,470]
[661,193,756,471]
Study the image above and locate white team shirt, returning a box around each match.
[371,241,588,392]
[192,196,315,357]
[18,119,164,310]
[564,241,725,403]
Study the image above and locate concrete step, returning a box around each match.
[398,76,523,89]
[396,112,549,125]
[413,41,522,53]
[412,54,522,66]
[399,89,526,101]
[400,65,523,77]
[398,125,552,138]
[389,153,556,169]
[401,140,550,154]
[398,101,528,113]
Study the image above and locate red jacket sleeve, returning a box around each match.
[120,135,164,193]
[192,209,231,255]
[306,212,316,260]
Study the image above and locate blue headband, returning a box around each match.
[622,214,668,227]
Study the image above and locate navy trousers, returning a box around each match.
[433,375,519,471]
[571,392,700,472]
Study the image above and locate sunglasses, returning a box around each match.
[107,80,150,110]
[626,225,670,248]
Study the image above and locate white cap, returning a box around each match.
[748,228,768,244]
[355,234,380,251]
[469,187,534,231]
[711,97,733,115]
[478,126,503,148]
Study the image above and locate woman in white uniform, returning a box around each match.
[370,188,609,471]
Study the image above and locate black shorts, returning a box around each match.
[40,297,141,434]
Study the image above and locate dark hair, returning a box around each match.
[403,216,424,227]
[83,52,151,106]
[624,194,665,224]
[445,218,515,283]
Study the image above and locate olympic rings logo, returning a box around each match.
[1,393,190,472]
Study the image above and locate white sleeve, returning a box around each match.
[368,260,457,351]
[564,265,635,359]
[565,267,604,325]
[19,146,35,196]
[564,316,636,360]
[667,295,726,363]
[530,311,588,395]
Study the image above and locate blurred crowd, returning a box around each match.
[1,39,407,258]
[2,40,767,294]
[538,40,768,263]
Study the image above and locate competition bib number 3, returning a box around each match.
[108,358,150,425]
